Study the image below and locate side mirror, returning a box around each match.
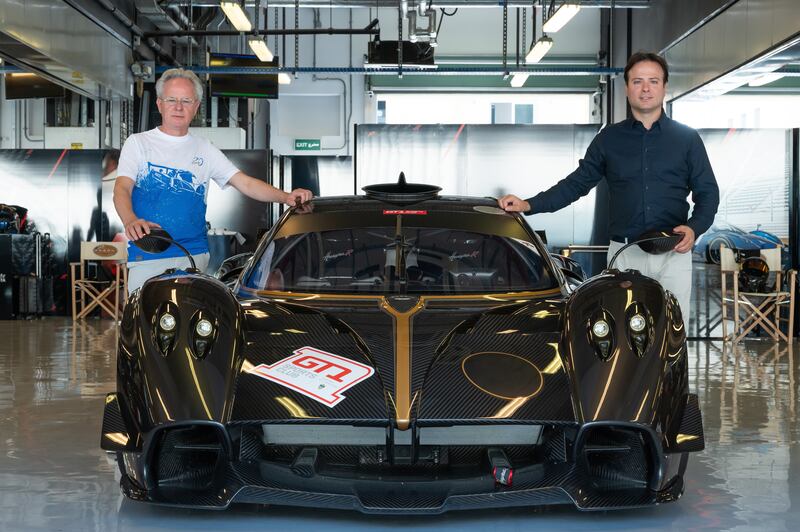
[132,228,173,254]
[561,267,584,285]
[608,231,683,270]
[636,230,683,255]
[131,228,198,272]
[550,253,586,283]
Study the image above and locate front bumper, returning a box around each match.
[103,393,703,514]
[120,453,686,514]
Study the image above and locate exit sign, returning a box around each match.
[295,139,321,151]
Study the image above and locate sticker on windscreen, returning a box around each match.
[473,206,508,215]
[249,347,374,407]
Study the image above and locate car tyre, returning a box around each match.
[706,237,728,264]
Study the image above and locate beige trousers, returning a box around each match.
[127,252,210,294]
[607,241,692,318]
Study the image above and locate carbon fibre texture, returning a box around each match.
[101,395,128,436]
[232,298,573,424]
[409,308,475,394]
[239,429,264,461]
[120,444,684,512]
[232,309,392,421]
[541,426,568,463]
[155,428,222,489]
[358,492,445,510]
[418,310,573,421]
[675,393,705,452]
[582,429,649,491]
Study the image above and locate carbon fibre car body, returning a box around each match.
[101,191,704,514]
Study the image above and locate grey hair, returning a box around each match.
[155,68,204,101]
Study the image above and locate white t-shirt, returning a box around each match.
[118,128,239,261]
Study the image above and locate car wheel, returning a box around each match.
[706,238,727,264]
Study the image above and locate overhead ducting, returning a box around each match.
[0,0,132,99]
[161,1,649,7]
[134,0,198,46]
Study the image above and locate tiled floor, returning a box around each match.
[1,318,799,531]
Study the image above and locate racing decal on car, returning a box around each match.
[449,250,480,261]
[383,209,427,215]
[250,347,375,407]
[323,249,354,262]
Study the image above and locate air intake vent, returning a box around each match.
[579,426,653,492]
[154,425,225,491]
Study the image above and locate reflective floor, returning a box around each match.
[2,318,799,531]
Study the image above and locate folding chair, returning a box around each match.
[70,241,128,321]
[720,245,795,343]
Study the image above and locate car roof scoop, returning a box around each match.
[362,172,441,205]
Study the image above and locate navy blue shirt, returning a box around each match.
[526,112,719,240]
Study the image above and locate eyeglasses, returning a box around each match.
[160,96,198,106]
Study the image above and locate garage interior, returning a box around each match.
[1,0,800,529]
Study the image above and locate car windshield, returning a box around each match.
[243,215,558,294]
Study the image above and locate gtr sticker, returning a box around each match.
[250,347,374,407]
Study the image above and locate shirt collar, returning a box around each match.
[628,108,669,131]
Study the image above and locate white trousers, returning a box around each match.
[607,241,692,318]
[127,252,210,294]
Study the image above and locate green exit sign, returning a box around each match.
[295,139,321,151]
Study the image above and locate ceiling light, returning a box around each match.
[542,3,581,33]
[525,36,553,64]
[510,73,530,88]
[247,36,274,62]
[748,72,785,87]
[220,1,252,32]
[278,73,292,85]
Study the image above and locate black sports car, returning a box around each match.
[101,181,703,514]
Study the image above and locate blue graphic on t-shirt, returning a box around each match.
[129,162,209,261]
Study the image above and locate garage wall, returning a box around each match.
[268,8,370,157]
[268,7,603,157]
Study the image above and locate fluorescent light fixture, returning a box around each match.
[278,73,292,85]
[220,1,252,32]
[247,37,274,62]
[525,36,553,64]
[542,3,581,33]
[510,73,530,88]
[748,72,785,87]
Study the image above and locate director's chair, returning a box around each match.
[70,241,128,321]
[720,245,795,343]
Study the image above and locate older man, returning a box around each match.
[114,68,312,292]
[498,52,719,316]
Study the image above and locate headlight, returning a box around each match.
[588,311,615,361]
[154,304,180,357]
[625,304,651,358]
[196,319,214,337]
[159,313,176,331]
[592,320,610,338]
[190,312,217,360]
[629,314,646,332]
